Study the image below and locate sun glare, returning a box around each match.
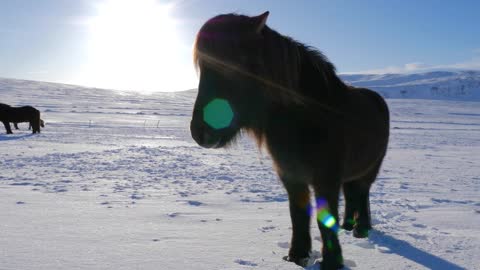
[81,0,195,92]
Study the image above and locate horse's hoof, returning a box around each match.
[321,255,344,270]
[342,218,355,231]
[353,227,369,238]
[283,255,310,267]
[341,222,354,231]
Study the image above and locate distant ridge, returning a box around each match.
[341,70,480,101]
[0,77,196,97]
[2,70,480,101]
[0,77,196,112]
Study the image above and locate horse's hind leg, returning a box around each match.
[342,180,372,238]
[37,112,41,133]
[13,123,19,130]
[2,121,13,134]
[282,180,311,266]
[342,163,381,238]
[341,182,357,231]
[31,112,41,134]
[30,121,39,133]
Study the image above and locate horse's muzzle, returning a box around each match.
[190,120,222,149]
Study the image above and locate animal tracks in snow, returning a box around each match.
[1,83,479,269]
[258,225,277,233]
[234,259,258,267]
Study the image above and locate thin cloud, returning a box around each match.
[26,70,49,75]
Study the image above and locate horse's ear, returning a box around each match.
[253,11,269,34]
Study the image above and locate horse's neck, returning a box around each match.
[298,52,347,104]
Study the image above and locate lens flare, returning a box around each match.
[203,98,234,129]
[315,197,339,233]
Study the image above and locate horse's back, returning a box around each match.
[0,104,40,122]
[343,87,389,134]
[20,106,40,114]
[18,106,40,121]
[347,87,388,119]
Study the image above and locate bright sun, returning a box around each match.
[82,0,195,92]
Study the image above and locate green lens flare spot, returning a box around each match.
[317,211,337,229]
[324,216,337,228]
[315,198,339,233]
[203,98,234,130]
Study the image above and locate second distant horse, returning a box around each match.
[0,103,42,134]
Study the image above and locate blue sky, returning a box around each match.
[0,0,479,92]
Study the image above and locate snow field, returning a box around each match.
[0,78,479,269]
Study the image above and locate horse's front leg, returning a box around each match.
[282,180,311,266]
[314,181,344,270]
[2,121,13,134]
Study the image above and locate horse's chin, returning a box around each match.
[200,131,238,149]
[201,137,231,149]
[192,125,240,149]
[198,140,221,149]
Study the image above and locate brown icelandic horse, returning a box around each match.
[0,103,42,134]
[190,12,389,269]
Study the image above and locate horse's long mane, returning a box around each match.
[260,25,349,104]
[193,13,349,107]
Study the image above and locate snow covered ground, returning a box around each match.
[0,78,479,269]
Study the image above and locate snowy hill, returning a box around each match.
[3,70,480,105]
[0,77,196,116]
[1,77,479,270]
[341,70,480,101]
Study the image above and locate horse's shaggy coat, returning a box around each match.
[0,103,42,134]
[190,12,389,269]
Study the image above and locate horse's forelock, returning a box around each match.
[193,14,316,106]
[193,35,306,106]
[204,14,247,25]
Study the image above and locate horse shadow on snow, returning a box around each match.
[0,133,35,141]
[302,230,465,269]
[367,231,466,270]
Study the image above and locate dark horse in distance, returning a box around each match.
[0,103,42,134]
[190,12,389,269]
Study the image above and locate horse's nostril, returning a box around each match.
[195,130,204,143]
[202,130,212,142]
